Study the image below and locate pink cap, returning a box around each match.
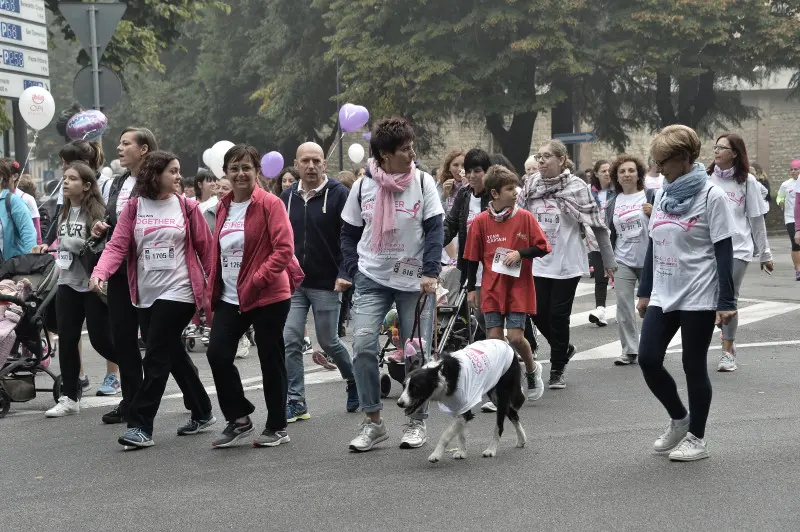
[792,159,800,170]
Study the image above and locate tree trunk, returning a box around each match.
[656,72,677,127]
[551,79,575,161]
[485,110,538,174]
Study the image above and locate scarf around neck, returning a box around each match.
[522,169,605,228]
[660,162,708,215]
[713,165,736,181]
[488,202,517,222]
[368,158,416,252]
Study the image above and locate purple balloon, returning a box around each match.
[67,110,108,141]
[261,151,284,178]
[363,132,372,142]
[339,103,369,132]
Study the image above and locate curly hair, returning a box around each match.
[133,151,180,200]
[370,117,415,166]
[60,162,106,224]
[438,149,465,184]
[610,154,646,192]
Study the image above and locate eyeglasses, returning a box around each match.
[227,165,255,174]
[654,155,676,169]
[713,145,733,154]
[533,153,554,163]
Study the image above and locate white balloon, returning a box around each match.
[348,143,365,164]
[18,87,55,131]
[212,140,235,155]
[101,167,113,178]
[209,141,234,178]
[202,148,215,168]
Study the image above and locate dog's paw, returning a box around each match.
[482,448,496,458]
[452,450,467,460]
[516,440,526,448]
[428,452,442,463]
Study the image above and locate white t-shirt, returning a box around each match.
[438,340,515,416]
[648,182,736,313]
[529,197,589,279]
[645,174,664,190]
[14,189,38,219]
[219,200,249,305]
[199,195,219,214]
[116,176,136,217]
[97,175,112,203]
[709,173,768,262]
[132,196,194,308]
[779,179,796,224]
[466,193,484,287]
[341,170,444,291]
[613,191,649,269]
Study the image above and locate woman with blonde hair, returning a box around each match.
[636,124,736,461]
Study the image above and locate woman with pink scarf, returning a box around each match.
[339,117,444,453]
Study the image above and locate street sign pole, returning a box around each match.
[88,5,101,111]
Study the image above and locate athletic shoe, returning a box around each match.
[548,370,566,390]
[102,404,125,424]
[567,344,577,360]
[346,380,359,413]
[286,400,311,423]
[235,335,250,359]
[796,270,800,281]
[589,306,608,327]
[302,338,313,355]
[654,415,690,452]
[526,361,544,401]
[481,401,497,413]
[399,420,427,449]
[254,428,290,447]
[79,375,90,392]
[614,354,638,366]
[96,373,121,396]
[349,419,389,452]
[312,350,337,370]
[45,396,79,417]
[177,415,217,436]
[717,352,737,372]
[386,350,404,363]
[668,433,709,461]
[338,324,347,338]
[211,418,254,448]
[119,428,154,448]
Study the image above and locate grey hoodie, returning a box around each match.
[57,207,92,290]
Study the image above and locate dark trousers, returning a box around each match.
[638,306,715,439]
[56,285,117,401]
[589,251,608,307]
[532,276,581,372]
[107,269,142,412]
[206,299,291,430]
[126,300,212,435]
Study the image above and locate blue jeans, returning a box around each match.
[351,271,434,420]
[285,286,355,402]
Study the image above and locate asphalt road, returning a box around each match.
[2,238,800,531]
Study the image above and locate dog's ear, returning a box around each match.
[423,359,443,370]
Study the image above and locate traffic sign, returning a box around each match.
[0,0,46,25]
[0,15,47,50]
[58,2,126,63]
[0,42,47,76]
[0,70,47,98]
[553,132,597,144]
[73,65,122,110]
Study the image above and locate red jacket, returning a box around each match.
[209,186,294,312]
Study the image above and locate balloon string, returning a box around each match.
[19,130,38,176]
[326,132,344,161]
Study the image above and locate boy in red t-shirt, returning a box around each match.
[463,165,552,400]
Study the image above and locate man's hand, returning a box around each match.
[716,310,737,326]
[761,261,774,274]
[420,275,437,295]
[88,277,104,293]
[92,221,110,239]
[334,278,352,292]
[467,290,478,309]
[503,250,521,266]
[31,244,48,254]
[636,297,649,318]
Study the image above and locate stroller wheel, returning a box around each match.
[185,338,196,352]
[380,374,392,398]
[0,391,9,418]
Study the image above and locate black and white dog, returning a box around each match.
[397,339,526,462]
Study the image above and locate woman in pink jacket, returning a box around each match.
[89,151,215,450]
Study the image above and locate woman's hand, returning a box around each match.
[31,244,48,254]
[642,203,653,217]
[420,276,438,295]
[92,220,110,239]
[503,250,521,266]
[605,268,616,283]
[442,178,455,196]
[761,261,774,275]
[88,277,104,293]
[636,297,649,318]
[716,310,737,326]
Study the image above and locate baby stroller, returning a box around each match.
[0,254,62,418]
[378,278,477,398]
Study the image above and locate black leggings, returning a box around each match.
[127,299,212,435]
[589,251,608,307]
[206,299,291,429]
[107,269,142,412]
[56,285,117,401]
[532,276,581,372]
[638,306,715,439]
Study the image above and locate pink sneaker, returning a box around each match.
[386,350,404,363]
[311,350,337,371]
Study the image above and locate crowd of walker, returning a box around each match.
[7,113,793,462]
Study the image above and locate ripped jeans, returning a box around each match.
[351,271,434,420]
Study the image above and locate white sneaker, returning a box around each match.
[235,335,250,359]
[45,396,80,418]
[399,420,427,449]
[481,401,497,413]
[526,361,544,401]
[348,419,389,452]
[668,433,709,461]
[717,352,737,372]
[653,415,690,452]
[589,306,608,327]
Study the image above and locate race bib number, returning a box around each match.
[57,251,73,270]
[536,207,560,245]
[221,251,243,280]
[143,246,177,271]
[618,217,644,242]
[391,257,422,284]
[491,247,521,278]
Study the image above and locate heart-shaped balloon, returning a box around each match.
[339,103,370,132]
[66,110,108,141]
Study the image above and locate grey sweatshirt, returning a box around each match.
[57,207,91,291]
